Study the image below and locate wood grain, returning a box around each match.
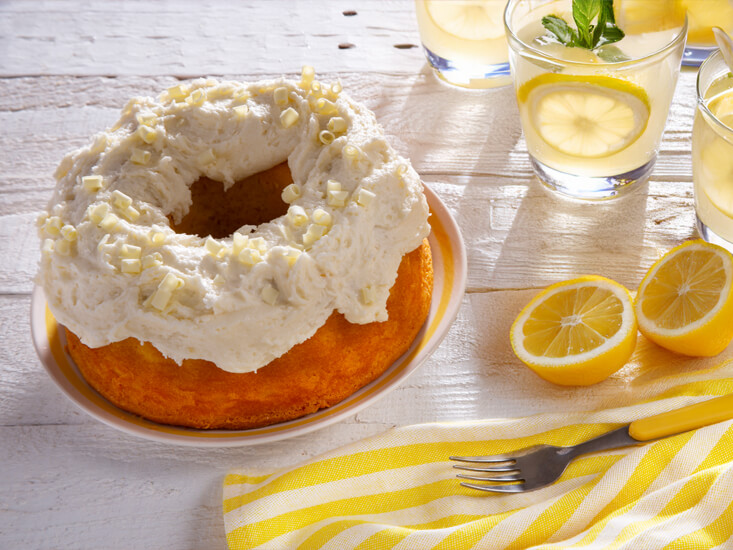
[0,1,425,77]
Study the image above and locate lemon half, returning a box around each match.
[425,0,505,40]
[635,240,733,357]
[519,74,651,158]
[510,276,638,386]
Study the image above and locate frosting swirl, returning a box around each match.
[37,73,430,373]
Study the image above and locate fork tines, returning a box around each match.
[449,455,525,493]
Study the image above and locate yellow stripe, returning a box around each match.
[353,527,410,550]
[222,423,621,514]
[234,453,619,550]
[432,510,521,550]
[639,379,733,403]
[562,431,696,548]
[692,424,733,474]
[664,491,733,549]
[506,456,623,549]
[227,479,460,548]
[507,475,607,550]
[296,519,372,550]
[658,465,724,516]
[605,466,722,549]
[293,514,489,550]
[432,457,618,550]
[224,473,273,487]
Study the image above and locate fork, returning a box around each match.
[450,394,733,493]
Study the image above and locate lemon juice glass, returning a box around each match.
[693,49,733,250]
[505,0,687,200]
[414,0,511,88]
[616,0,733,65]
[680,0,733,65]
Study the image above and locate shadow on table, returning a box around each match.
[396,64,522,178]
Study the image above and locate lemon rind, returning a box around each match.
[635,242,733,338]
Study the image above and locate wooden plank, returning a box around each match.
[0,0,425,77]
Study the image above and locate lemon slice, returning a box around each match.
[510,276,638,386]
[519,74,650,158]
[635,240,733,357]
[425,0,505,41]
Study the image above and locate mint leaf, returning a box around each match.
[573,0,600,48]
[592,5,607,48]
[600,0,615,24]
[542,15,576,45]
[596,44,630,62]
[599,24,625,46]
[540,0,625,51]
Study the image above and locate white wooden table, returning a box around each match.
[0,2,718,548]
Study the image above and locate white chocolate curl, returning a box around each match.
[37,75,430,373]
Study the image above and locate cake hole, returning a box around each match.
[171,161,292,239]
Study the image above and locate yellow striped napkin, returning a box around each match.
[224,358,733,549]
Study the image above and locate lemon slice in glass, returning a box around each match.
[425,0,505,41]
[510,275,638,386]
[519,74,651,158]
[635,240,733,357]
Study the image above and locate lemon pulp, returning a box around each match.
[523,286,624,357]
[425,0,505,41]
[635,241,733,357]
[519,75,651,159]
[639,249,727,329]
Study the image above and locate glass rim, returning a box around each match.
[697,49,733,139]
[503,0,689,69]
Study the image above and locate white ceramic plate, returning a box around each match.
[31,184,467,446]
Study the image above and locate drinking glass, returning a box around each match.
[682,0,733,66]
[693,49,733,250]
[505,0,687,200]
[414,0,511,88]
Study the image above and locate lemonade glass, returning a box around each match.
[505,0,687,200]
[681,0,733,65]
[414,0,512,88]
[693,49,733,250]
[614,0,733,66]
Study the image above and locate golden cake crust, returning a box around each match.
[66,239,433,429]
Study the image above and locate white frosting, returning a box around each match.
[37,75,430,373]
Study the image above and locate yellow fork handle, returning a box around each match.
[629,394,733,441]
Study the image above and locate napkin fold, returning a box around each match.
[224,359,733,550]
